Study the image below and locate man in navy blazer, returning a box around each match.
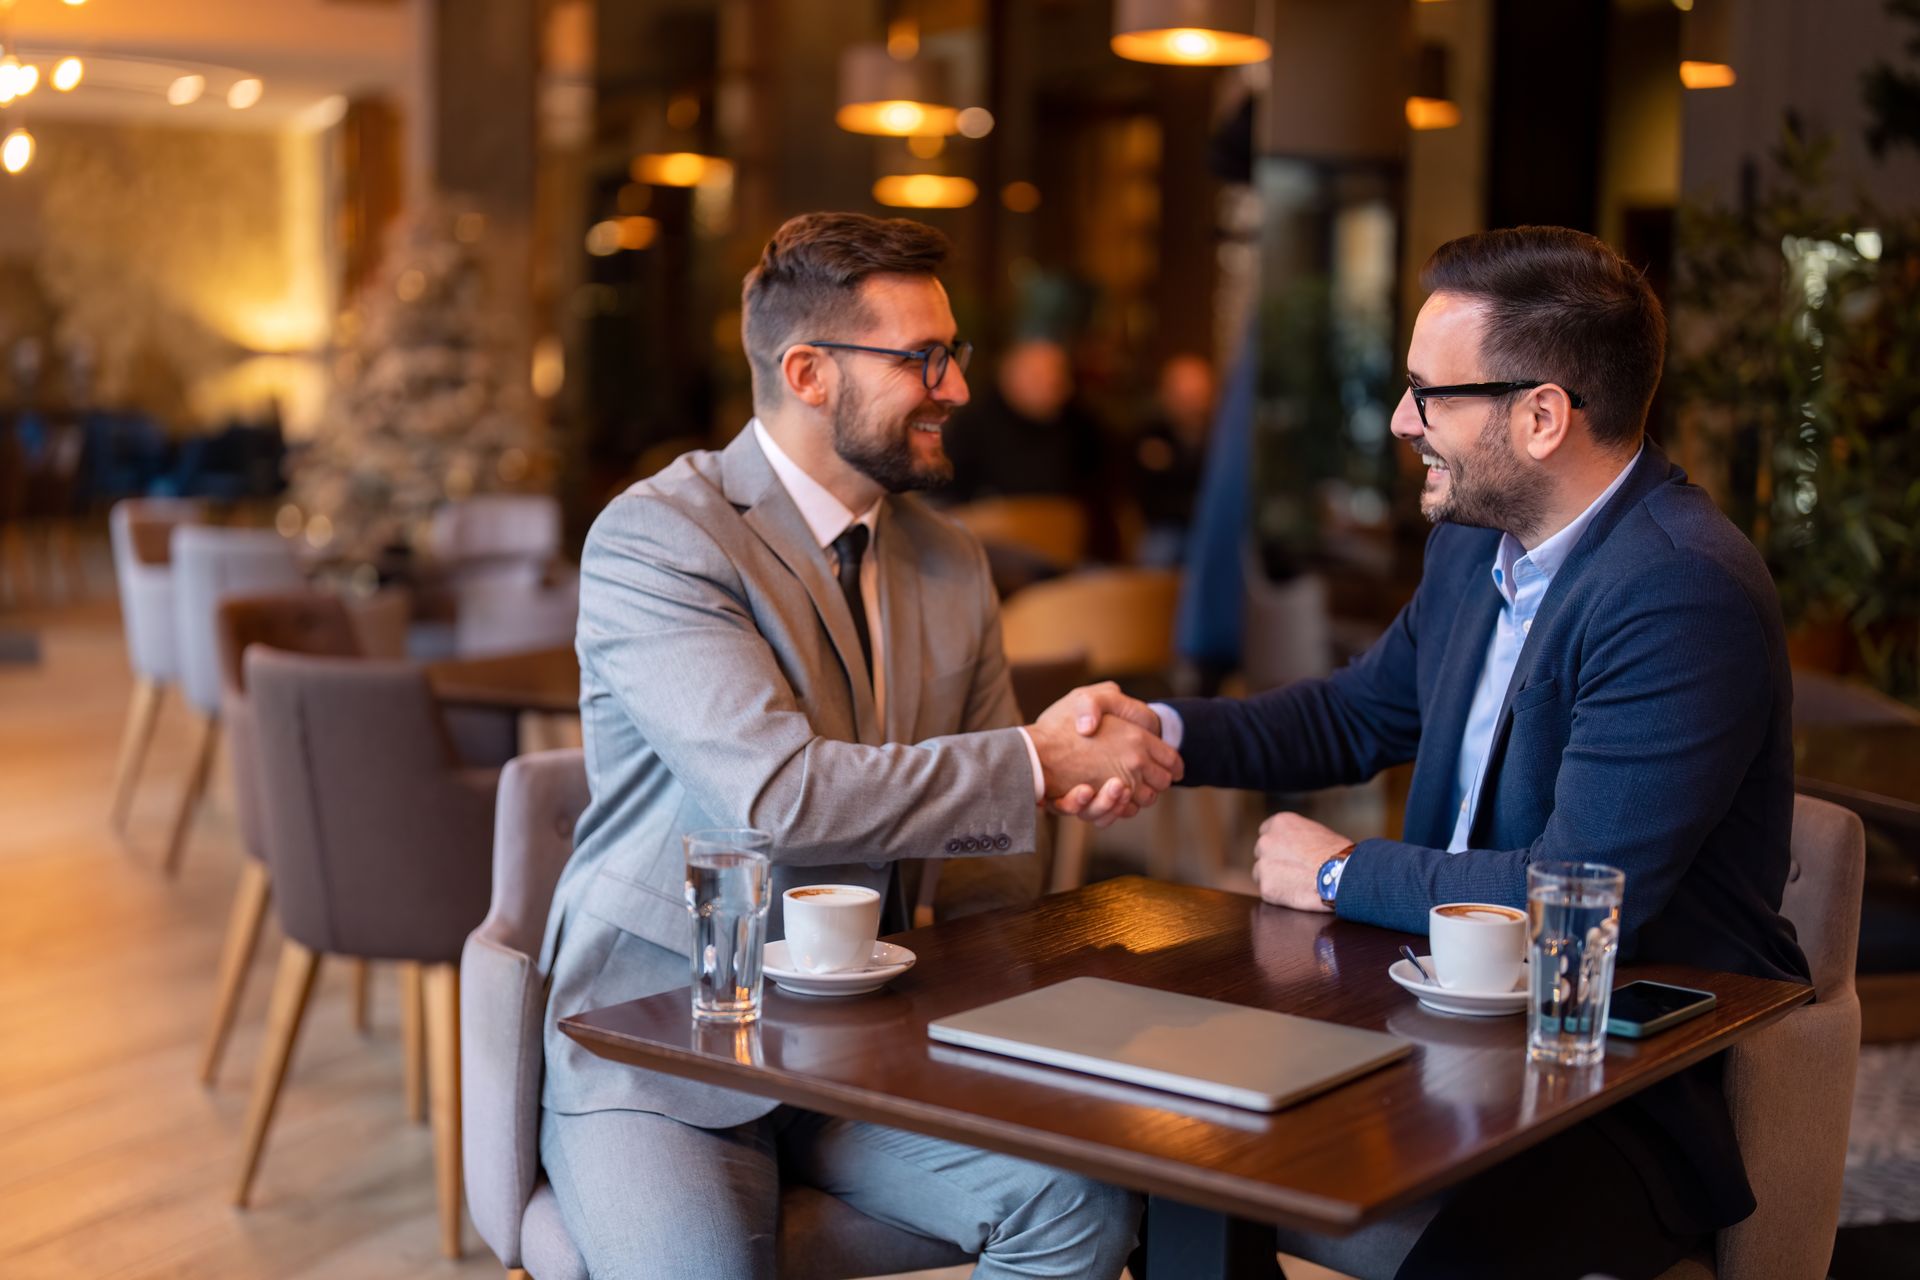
[1067,227,1809,1278]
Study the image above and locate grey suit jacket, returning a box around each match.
[541,428,1039,1125]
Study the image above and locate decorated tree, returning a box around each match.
[290,203,536,568]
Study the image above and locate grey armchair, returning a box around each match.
[163,524,302,874]
[199,592,404,1088]
[461,748,975,1280]
[105,498,204,833]
[234,648,500,1259]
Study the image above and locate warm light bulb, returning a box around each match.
[16,63,37,96]
[0,58,20,105]
[1679,61,1736,89]
[63,0,89,6]
[879,101,925,133]
[52,57,82,92]
[228,78,263,109]
[872,173,977,209]
[3,129,34,174]
[167,74,206,106]
[835,99,958,137]
[1168,29,1219,59]
[1406,97,1463,130]
[630,152,731,187]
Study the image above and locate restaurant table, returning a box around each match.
[561,876,1812,1279]
[424,644,580,714]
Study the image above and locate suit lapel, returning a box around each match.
[722,431,882,744]
[1464,444,1679,840]
[1404,542,1502,848]
[876,503,923,745]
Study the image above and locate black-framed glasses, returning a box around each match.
[800,339,974,390]
[1407,378,1585,428]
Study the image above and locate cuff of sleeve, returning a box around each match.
[1017,726,1045,802]
[1149,702,1183,750]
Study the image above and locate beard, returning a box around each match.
[830,376,954,493]
[1418,403,1550,540]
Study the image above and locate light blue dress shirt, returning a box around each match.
[1445,448,1641,852]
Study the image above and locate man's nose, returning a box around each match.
[933,360,970,407]
[1390,387,1423,442]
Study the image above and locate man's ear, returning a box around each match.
[1520,384,1576,462]
[782,345,833,409]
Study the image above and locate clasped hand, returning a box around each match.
[1025,682,1179,829]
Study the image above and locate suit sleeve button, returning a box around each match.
[945,839,962,853]
[994,834,1012,851]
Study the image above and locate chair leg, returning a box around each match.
[1050,815,1091,892]
[425,963,465,1258]
[351,959,372,1034]
[198,860,273,1085]
[162,712,220,877]
[399,962,427,1124]
[232,941,321,1208]
[108,678,166,834]
[428,967,464,1258]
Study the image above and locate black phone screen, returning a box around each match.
[1609,981,1713,1025]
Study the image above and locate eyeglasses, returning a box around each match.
[800,340,974,391]
[1406,378,1585,428]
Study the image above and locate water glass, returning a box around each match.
[1526,861,1625,1067]
[684,829,772,1024]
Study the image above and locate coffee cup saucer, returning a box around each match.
[1389,955,1528,1017]
[764,940,916,997]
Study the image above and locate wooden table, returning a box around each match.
[561,876,1811,1275]
[425,645,579,714]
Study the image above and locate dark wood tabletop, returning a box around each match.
[561,876,1811,1235]
[425,645,580,714]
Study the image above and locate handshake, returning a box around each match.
[1026,683,1183,829]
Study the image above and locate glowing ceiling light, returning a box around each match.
[837,44,959,137]
[1406,97,1462,130]
[3,129,34,175]
[52,57,83,92]
[15,64,37,96]
[630,151,732,187]
[227,78,263,110]
[1679,60,1736,89]
[0,58,22,105]
[168,74,206,106]
[1111,2,1268,66]
[872,174,977,209]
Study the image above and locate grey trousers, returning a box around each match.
[541,1103,1141,1280]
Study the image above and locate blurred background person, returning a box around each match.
[1130,352,1214,567]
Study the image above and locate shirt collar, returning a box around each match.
[752,418,881,551]
[1492,443,1643,602]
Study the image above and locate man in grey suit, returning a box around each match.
[538,212,1178,1279]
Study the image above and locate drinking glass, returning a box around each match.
[684,829,772,1024]
[1526,861,1625,1067]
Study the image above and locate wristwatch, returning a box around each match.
[1316,844,1356,905]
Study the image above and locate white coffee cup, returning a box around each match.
[1427,902,1528,993]
[782,884,883,975]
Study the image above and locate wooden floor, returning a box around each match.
[0,589,1352,1280]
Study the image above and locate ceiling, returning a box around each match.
[0,0,416,128]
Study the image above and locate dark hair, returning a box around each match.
[741,212,950,410]
[1420,226,1666,450]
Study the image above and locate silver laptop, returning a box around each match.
[927,977,1410,1112]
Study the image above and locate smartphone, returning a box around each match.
[1605,981,1717,1038]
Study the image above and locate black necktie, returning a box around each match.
[830,523,873,683]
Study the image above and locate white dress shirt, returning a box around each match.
[753,420,1046,799]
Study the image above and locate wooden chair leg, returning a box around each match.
[162,712,220,877]
[399,962,426,1124]
[424,963,464,1258]
[198,860,273,1085]
[232,941,321,1207]
[351,959,372,1034]
[1050,815,1092,892]
[108,678,166,834]
[912,861,943,929]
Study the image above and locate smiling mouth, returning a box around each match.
[1418,451,1449,474]
[909,418,946,437]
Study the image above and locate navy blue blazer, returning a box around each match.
[1169,443,1810,1231]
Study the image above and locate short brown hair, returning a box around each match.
[741,212,950,410]
[1421,226,1665,450]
